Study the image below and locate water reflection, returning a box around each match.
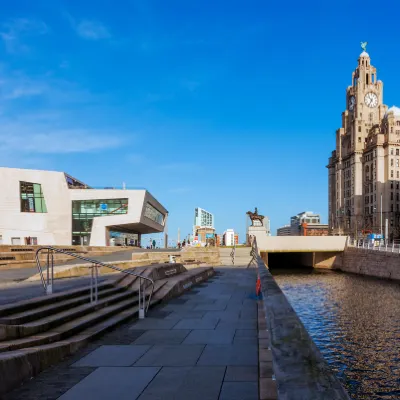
[272,268,400,400]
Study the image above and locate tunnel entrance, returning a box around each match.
[262,251,341,270]
[267,252,314,269]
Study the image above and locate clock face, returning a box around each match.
[365,92,378,108]
[349,96,355,111]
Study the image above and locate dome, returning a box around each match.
[360,51,369,57]
[386,106,400,117]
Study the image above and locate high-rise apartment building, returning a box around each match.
[194,207,214,228]
[327,46,400,239]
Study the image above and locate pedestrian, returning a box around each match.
[178,241,181,249]
[152,239,156,249]
[182,239,186,247]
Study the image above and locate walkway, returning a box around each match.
[4,267,259,400]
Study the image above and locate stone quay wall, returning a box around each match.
[255,245,350,399]
[335,246,400,281]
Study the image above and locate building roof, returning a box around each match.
[360,51,369,57]
[387,106,400,117]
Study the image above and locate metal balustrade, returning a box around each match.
[348,238,400,254]
[35,246,154,318]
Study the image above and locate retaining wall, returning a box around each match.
[335,247,400,281]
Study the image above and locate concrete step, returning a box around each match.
[0,282,115,318]
[0,265,215,396]
[0,286,125,326]
[0,288,140,340]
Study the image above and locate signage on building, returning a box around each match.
[206,233,214,238]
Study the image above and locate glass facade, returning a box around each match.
[20,182,48,213]
[72,198,128,245]
[144,203,165,225]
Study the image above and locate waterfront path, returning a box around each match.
[4,267,261,400]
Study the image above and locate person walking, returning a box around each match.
[152,239,156,249]
[182,239,186,247]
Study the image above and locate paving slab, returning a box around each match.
[235,329,258,337]
[58,367,160,400]
[138,366,225,400]
[216,319,257,330]
[173,317,219,330]
[134,345,205,366]
[130,318,180,330]
[233,336,258,345]
[219,382,258,400]
[183,329,235,345]
[225,366,258,382]
[197,344,258,366]
[73,345,151,367]
[202,310,240,320]
[132,330,191,345]
[164,310,206,319]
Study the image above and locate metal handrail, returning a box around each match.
[35,246,154,316]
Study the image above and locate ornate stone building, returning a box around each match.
[327,46,400,239]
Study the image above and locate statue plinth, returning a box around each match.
[246,219,268,245]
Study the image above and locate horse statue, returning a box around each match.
[246,207,265,226]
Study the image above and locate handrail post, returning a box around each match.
[46,249,53,294]
[95,265,99,304]
[139,277,145,319]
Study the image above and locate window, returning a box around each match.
[397,149,400,156]
[144,203,165,225]
[391,149,394,155]
[358,137,361,143]
[20,182,47,213]
[72,198,128,244]
[397,193,399,201]
[398,171,400,179]
[358,126,361,133]
[397,159,400,168]
[391,182,394,189]
[391,192,393,200]
[391,170,394,178]
[391,204,394,212]
[391,159,394,167]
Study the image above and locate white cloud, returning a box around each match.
[65,14,111,41]
[0,18,48,53]
[0,126,123,153]
[0,67,127,158]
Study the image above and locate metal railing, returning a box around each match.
[348,238,400,254]
[35,247,154,318]
[230,243,236,265]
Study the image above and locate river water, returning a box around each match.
[272,269,400,400]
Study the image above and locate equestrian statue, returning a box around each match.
[246,207,265,226]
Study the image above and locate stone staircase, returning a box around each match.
[219,247,253,267]
[0,263,215,395]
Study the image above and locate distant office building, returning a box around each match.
[223,229,235,246]
[277,225,291,236]
[289,211,328,236]
[216,233,223,246]
[290,211,321,235]
[194,207,214,228]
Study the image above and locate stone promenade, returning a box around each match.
[4,267,260,400]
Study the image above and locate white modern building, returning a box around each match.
[0,167,168,246]
[223,229,235,246]
[194,207,214,228]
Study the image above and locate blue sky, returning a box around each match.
[1,0,400,243]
